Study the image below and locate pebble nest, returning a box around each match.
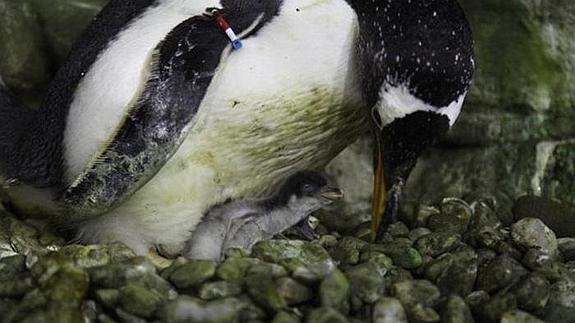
[0,196,574,323]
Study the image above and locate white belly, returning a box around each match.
[75,0,367,254]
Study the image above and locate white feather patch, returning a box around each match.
[376,84,466,127]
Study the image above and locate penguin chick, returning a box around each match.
[184,171,343,261]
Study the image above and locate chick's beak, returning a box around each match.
[320,186,344,201]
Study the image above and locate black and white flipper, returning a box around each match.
[62,3,281,216]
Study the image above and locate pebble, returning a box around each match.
[501,310,545,323]
[511,218,558,257]
[384,267,414,286]
[391,279,441,309]
[408,303,440,323]
[215,257,258,281]
[427,198,472,234]
[59,244,111,268]
[435,247,478,297]
[545,279,575,322]
[365,242,423,269]
[119,282,164,318]
[330,237,367,266]
[386,222,410,238]
[415,232,461,257]
[252,240,336,281]
[441,295,474,323]
[161,295,245,323]
[522,248,573,282]
[306,307,349,323]
[408,228,432,242]
[272,311,302,323]
[373,297,408,323]
[94,289,120,309]
[413,205,441,228]
[166,260,217,290]
[467,225,504,249]
[558,238,575,261]
[199,280,243,300]
[245,272,287,313]
[512,196,575,238]
[248,262,289,278]
[345,262,385,304]
[40,266,89,307]
[493,241,524,260]
[476,255,528,293]
[470,200,502,231]
[319,270,350,314]
[510,273,550,312]
[465,290,490,314]
[276,277,313,305]
[0,276,34,298]
[480,293,517,322]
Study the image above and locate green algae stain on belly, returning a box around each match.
[176,86,367,198]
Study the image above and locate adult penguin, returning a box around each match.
[0,0,473,255]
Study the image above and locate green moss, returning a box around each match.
[460,0,564,112]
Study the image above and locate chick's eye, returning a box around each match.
[302,184,313,194]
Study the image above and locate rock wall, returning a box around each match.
[0,0,573,228]
[0,0,107,104]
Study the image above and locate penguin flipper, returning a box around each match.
[60,16,231,217]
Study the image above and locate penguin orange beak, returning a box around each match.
[370,111,451,241]
[370,137,387,241]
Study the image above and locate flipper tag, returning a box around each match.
[211,9,243,50]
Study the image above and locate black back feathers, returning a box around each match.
[352,0,474,108]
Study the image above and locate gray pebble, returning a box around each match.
[511,218,558,257]
[345,262,385,304]
[166,260,217,290]
[373,297,407,323]
[558,238,575,262]
[199,280,243,300]
[511,273,550,312]
[442,295,474,323]
[306,307,349,323]
[320,270,350,314]
[276,277,313,305]
[501,310,545,323]
[391,279,441,309]
[476,255,528,293]
[409,228,432,242]
[415,232,461,257]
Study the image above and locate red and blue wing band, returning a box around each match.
[212,10,243,49]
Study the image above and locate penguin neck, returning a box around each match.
[257,196,318,236]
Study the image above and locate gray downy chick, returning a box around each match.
[184,171,343,260]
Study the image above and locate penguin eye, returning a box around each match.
[302,184,314,195]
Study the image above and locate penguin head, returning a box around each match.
[353,0,474,131]
[372,0,473,180]
[350,0,474,238]
[272,171,344,211]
